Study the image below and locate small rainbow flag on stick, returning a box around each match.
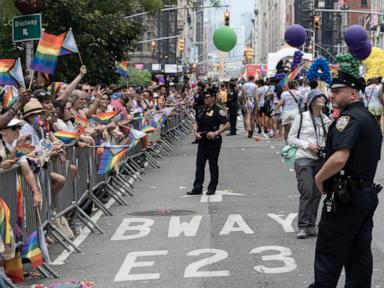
[279,65,303,91]
[75,115,89,128]
[141,125,156,134]
[0,59,17,86]
[92,111,120,125]
[97,146,128,175]
[30,31,66,75]
[60,29,79,56]
[1,86,18,107]
[53,130,81,145]
[16,144,35,158]
[115,60,129,79]
[21,230,44,268]
[4,251,24,283]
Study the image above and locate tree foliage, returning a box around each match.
[119,68,152,88]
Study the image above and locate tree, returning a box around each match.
[119,68,152,88]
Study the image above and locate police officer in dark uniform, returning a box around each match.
[187,88,230,196]
[309,71,382,288]
[227,77,239,135]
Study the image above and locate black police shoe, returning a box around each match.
[186,190,202,195]
[206,190,216,195]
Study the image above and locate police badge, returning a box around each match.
[336,116,350,131]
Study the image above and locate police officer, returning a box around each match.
[187,88,230,196]
[309,71,382,288]
[227,77,239,135]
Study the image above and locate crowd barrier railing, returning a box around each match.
[0,107,193,285]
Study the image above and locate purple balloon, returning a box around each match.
[349,40,372,60]
[344,25,368,49]
[285,24,306,48]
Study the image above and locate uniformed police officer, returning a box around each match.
[309,71,382,288]
[187,88,230,196]
[227,77,239,136]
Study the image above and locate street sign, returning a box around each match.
[12,14,42,42]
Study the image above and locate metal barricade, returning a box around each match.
[0,166,19,241]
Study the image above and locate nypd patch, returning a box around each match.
[219,109,226,117]
[336,116,350,131]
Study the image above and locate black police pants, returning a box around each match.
[228,106,238,135]
[193,138,222,193]
[313,186,379,288]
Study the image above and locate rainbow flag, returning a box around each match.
[279,66,302,91]
[4,252,24,283]
[47,81,65,97]
[0,59,17,86]
[0,198,11,246]
[2,85,18,107]
[150,113,165,128]
[30,31,66,75]
[75,115,89,128]
[21,230,44,268]
[16,174,24,240]
[97,146,128,175]
[16,143,35,158]
[92,111,120,125]
[115,60,129,79]
[60,30,79,56]
[54,130,81,145]
[9,58,25,88]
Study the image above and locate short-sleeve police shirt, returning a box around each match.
[325,101,382,179]
[196,105,228,133]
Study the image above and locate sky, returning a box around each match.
[227,0,255,27]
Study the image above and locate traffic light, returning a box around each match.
[178,38,185,52]
[247,48,253,61]
[313,15,321,31]
[224,11,230,26]
[192,64,196,73]
[151,41,157,55]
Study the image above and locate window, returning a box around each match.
[361,0,368,7]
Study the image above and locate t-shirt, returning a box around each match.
[258,85,268,107]
[281,90,302,112]
[243,82,257,99]
[20,122,45,147]
[364,84,383,116]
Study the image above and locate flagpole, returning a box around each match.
[28,70,35,90]
[78,52,84,66]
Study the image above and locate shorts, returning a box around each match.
[281,109,299,125]
[259,106,272,117]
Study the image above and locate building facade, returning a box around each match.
[254,0,295,64]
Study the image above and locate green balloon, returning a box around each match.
[213,26,237,52]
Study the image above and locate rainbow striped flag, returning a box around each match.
[0,198,11,246]
[0,59,17,86]
[75,115,89,128]
[47,81,65,97]
[150,113,165,128]
[54,130,81,145]
[60,30,79,56]
[16,143,35,158]
[1,86,18,107]
[30,31,66,75]
[115,60,129,79]
[92,111,120,125]
[97,146,128,175]
[279,65,302,91]
[21,230,44,268]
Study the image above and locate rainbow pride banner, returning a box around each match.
[21,230,44,268]
[92,111,120,125]
[30,31,66,75]
[53,130,81,145]
[97,146,128,175]
[115,60,129,79]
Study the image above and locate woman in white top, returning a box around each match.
[288,89,331,239]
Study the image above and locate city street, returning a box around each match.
[23,127,384,288]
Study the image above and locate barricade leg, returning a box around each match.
[74,204,104,234]
[48,222,82,253]
[88,191,113,216]
[111,176,134,195]
[127,159,146,175]
[144,150,160,168]
[122,163,144,181]
[104,182,129,205]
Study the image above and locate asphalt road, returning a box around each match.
[22,127,384,288]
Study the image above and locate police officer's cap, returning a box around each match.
[331,71,365,91]
[203,88,217,98]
